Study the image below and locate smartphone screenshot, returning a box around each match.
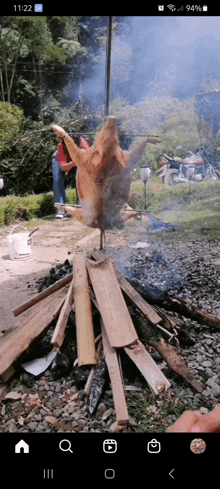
[0,6,219,483]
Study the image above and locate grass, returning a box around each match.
[127,390,186,432]
[129,177,220,243]
[1,177,220,244]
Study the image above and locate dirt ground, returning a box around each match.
[0,217,111,333]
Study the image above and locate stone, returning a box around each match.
[201,360,212,367]
[27,422,38,431]
[4,391,22,401]
[196,355,206,363]
[210,384,220,398]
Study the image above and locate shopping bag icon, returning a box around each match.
[147,438,161,453]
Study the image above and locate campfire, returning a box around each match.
[1,249,220,431]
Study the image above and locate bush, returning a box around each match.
[0,187,78,226]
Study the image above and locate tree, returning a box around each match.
[0,17,71,105]
[0,102,23,151]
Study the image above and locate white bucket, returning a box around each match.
[7,225,32,260]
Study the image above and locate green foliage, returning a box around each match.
[0,188,77,226]
[111,96,204,172]
[0,102,23,151]
[0,103,91,196]
[0,16,83,106]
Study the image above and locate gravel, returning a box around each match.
[1,233,220,432]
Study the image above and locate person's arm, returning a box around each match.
[59,160,76,172]
[57,141,76,172]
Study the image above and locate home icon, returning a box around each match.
[15,439,29,453]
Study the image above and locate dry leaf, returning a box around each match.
[45,416,57,425]
[147,405,158,415]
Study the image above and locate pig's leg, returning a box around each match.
[124,136,161,173]
[120,204,148,225]
[120,204,138,221]
[54,204,84,224]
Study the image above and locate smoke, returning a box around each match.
[79,16,220,109]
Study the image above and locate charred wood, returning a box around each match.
[127,279,220,330]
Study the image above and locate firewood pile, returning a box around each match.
[1,250,220,430]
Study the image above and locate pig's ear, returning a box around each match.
[124,138,149,171]
[116,147,126,167]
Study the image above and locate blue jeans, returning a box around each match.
[52,151,67,216]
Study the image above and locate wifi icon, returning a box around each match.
[167,4,176,10]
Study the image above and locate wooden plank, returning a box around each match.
[51,279,74,351]
[12,272,73,317]
[15,285,69,329]
[91,251,161,325]
[72,255,96,366]
[0,287,67,378]
[86,258,138,348]
[124,339,171,395]
[102,321,129,425]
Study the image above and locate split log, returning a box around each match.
[73,255,96,366]
[51,279,74,351]
[12,272,73,317]
[149,337,203,393]
[124,339,171,395]
[86,257,138,348]
[163,297,220,330]
[102,321,129,425]
[84,340,102,394]
[0,287,68,380]
[91,250,161,326]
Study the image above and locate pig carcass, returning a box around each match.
[51,116,161,248]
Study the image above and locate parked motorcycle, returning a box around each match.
[157,146,220,186]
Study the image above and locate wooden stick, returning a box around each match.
[86,257,138,348]
[12,272,73,317]
[73,255,97,366]
[164,297,220,329]
[91,251,161,325]
[53,296,66,319]
[51,279,74,351]
[124,339,171,395]
[150,336,203,393]
[102,321,129,425]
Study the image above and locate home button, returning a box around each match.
[15,439,29,453]
[104,468,115,479]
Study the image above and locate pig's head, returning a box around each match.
[92,116,126,168]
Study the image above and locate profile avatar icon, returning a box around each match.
[190,438,206,454]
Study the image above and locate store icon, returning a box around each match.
[147,439,161,453]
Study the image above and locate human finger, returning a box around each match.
[166,410,201,433]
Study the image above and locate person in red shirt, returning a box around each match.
[52,130,90,218]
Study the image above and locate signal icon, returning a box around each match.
[167,4,176,10]
[177,4,184,10]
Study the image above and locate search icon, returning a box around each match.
[59,439,73,453]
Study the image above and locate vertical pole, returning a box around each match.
[144,181,147,210]
[105,16,113,117]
